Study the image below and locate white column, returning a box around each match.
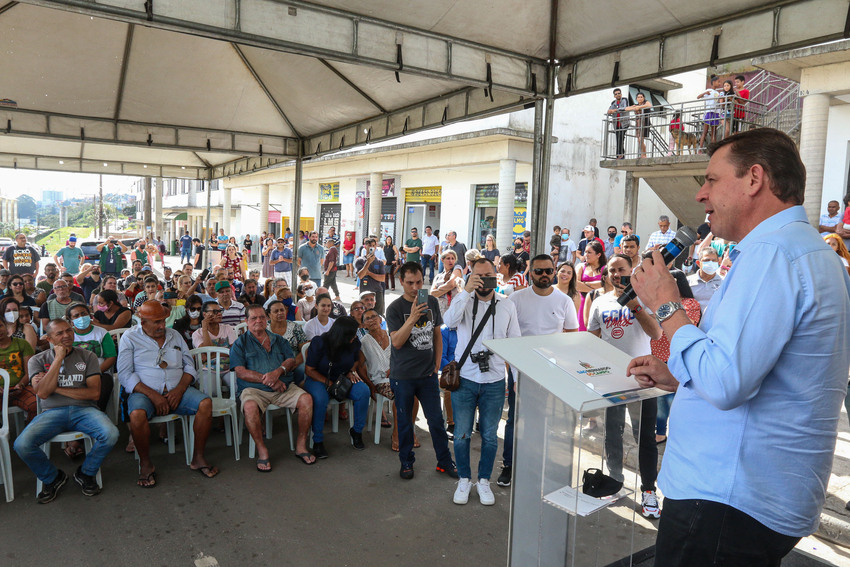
[624,172,639,230]
[799,93,831,225]
[222,185,232,236]
[496,159,517,252]
[369,173,383,237]
[260,184,270,235]
[188,179,197,207]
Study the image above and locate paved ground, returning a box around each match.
[3,255,848,566]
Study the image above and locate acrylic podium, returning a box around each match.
[484,333,665,567]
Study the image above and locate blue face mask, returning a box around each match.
[73,315,91,330]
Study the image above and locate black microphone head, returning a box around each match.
[673,226,698,248]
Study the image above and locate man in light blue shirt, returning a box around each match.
[54,237,85,275]
[627,129,850,566]
[297,231,324,288]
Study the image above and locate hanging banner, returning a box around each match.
[319,182,340,202]
[268,211,281,224]
[405,186,441,203]
[474,182,528,206]
[355,191,365,220]
[513,208,527,236]
[366,178,396,197]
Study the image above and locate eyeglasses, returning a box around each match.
[9,282,23,287]
[532,268,555,275]
[351,306,365,311]
[205,309,223,315]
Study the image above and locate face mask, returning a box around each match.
[96,304,109,312]
[701,261,720,275]
[4,311,18,323]
[305,287,315,297]
[73,315,91,330]
[608,232,617,238]
[188,310,201,319]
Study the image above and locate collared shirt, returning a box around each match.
[229,330,295,395]
[686,271,723,314]
[297,243,325,279]
[117,325,197,394]
[443,289,521,383]
[217,298,246,327]
[819,212,841,236]
[421,234,440,256]
[643,229,676,251]
[664,206,850,537]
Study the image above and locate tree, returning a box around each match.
[17,194,37,219]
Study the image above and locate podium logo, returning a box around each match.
[576,361,612,377]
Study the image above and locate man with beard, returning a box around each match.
[497,254,579,487]
[620,234,641,267]
[442,258,521,506]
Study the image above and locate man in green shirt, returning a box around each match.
[404,227,423,263]
[37,263,60,295]
[53,237,85,275]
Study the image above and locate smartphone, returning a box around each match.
[416,289,429,305]
[198,268,210,281]
[619,275,631,287]
[163,291,178,299]
[480,276,498,289]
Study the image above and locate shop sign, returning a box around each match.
[513,208,527,236]
[366,178,396,197]
[268,211,281,223]
[319,182,340,202]
[405,186,441,203]
[355,192,365,220]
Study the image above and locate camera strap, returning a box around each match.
[459,295,496,367]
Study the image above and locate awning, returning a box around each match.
[162,211,188,221]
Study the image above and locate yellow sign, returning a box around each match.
[513,207,527,235]
[319,182,339,202]
[405,186,442,203]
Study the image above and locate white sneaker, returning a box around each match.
[477,479,495,506]
[453,478,471,505]
[641,490,661,519]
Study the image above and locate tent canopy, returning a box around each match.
[1,0,847,179]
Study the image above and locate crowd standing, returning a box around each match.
[2,141,849,567]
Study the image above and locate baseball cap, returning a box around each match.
[215,281,231,292]
[359,290,376,299]
[68,236,77,243]
[583,225,594,232]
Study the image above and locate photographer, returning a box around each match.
[354,238,386,315]
[95,236,128,279]
[443,258,520,506]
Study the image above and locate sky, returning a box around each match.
[0,170,141,200]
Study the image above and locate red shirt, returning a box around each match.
[734,88,749,119]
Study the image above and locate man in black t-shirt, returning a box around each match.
[192,238,206,270]
[354,239,386,315]
[386,261,457,480]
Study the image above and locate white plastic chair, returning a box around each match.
[34,397,103,497]
[135,414,191,467]
[233,322,247,336]
[300,342,354,446]
[189,347,240,461]
[107,328,130,424]
[7,406,26,437]
[367,393,393,445]
[0,370,14,502]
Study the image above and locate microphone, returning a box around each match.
[617,226,698,306]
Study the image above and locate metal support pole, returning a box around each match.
[203,177,212,270]
[530,99,544,252]
[292,144,304,260]
[533,93,555,257]
[143,177,152,239]
[98,174,104,238]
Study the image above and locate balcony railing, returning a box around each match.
[601,96,770,160]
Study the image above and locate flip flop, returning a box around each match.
[294,452,316,466]
[64,444,85,460]
[381,418,392,428]
[137,471,157,488]
[191,465,219,479]
[256,458,272,473]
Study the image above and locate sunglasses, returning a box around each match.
[533,268,555,275]
[9,282,23,287]
[205,309,223,315]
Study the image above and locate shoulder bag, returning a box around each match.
[440,296,496,392]
[326,360,353,402]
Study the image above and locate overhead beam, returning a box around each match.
[304,86,535,158]
[1,107,299,157]
[319,59,387,114]
[232,43,302,138]
[20,0,547,97]
[557,0,850,97]
[113,24,135,121]
[0,2,19,16]
[0,151,207,179]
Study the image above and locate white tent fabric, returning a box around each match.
[1,0,848,179]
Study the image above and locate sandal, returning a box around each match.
[381,417,392,428]
[137,470,157,488]
[256,458,272,473]
[294,452,316,465]
[191,465,219,479]
[64,443,85,460]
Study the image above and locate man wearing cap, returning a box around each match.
[117,300,219,487]
[96,236,128,278]
[214,280,246,326]
[269,237,293,287]
[3,233,41,276]
[54,236,85,276]
[359,290,387,329]
[577,226,604,261]
[0,268,10,295]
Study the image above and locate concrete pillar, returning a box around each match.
[222,185,232,237]
[497,159,517,252]
[155,177,163,240]
[624,172,639,230]
[143,177,152,238]
[369,173,383,238]
[188,179,197,208]
[799,93,831,225]
[12,201,18,228]
[259,184,269,236]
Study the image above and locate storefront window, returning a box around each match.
[473,183,528,247]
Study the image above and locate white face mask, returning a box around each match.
[188,310,201,319]
[701,260,720,275]
[4,311,19,323]
[305,287,315,297]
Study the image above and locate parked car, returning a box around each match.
[0,237,13,256]
[79,238,135,265]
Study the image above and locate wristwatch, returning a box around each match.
[655,301,684,324]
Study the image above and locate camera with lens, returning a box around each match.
[470,350,492,373]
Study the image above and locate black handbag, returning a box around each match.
[326,361,353,402]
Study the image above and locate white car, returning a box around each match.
[0,237,13,256]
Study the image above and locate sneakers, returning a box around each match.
[477,479,495,505]
[74,466,101,497]
[641,490,661,519]
[399,464,414,480]
[435,460,459,479]
[496,465,512,487]
[37,469,68,504]
[446,423,454,440]
[349,428,365,451]
[453,478,472,504]
[313,442,329,459]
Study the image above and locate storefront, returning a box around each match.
[318,182,341,239]
[404,186,442,238]
[472,182,528,248]
[364,179,398,243]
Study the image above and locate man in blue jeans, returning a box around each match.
[442,258,520,505]
[387,261,457,480]
[16,319,119,503]
[179,230,194,264]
